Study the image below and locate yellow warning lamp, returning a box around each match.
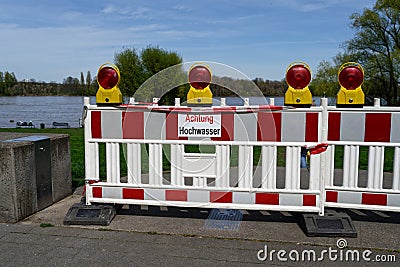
[186,64,213,106]
[336,62,364,107]
[96,63,122,106]
[284,62,313,107]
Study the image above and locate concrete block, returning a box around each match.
[0,133,72,223]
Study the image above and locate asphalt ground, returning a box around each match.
[0,186,399,267]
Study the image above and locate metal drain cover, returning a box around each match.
[204,209,243,231]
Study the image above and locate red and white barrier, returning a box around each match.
[83,97,400,215]
[84,97,327,214]
[324,104,400,212]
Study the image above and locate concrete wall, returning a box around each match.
[0,133,72,223]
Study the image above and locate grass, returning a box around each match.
[1,128,394,190]
[0,127,85,188]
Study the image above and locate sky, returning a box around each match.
[0,0,376,83]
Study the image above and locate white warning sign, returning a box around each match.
[178,114,221,137]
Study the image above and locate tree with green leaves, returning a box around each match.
[114,47,146,97]
[4,71,17,95]
[80,72,85,95]
[344,0,399,105]
[114,46,183,104]
[86,71,92,96]
[0,72,4,95]
[311,53,360,97]
[312,0,399,105]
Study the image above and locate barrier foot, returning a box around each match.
[298,209,357,237]
[63,203,117,226]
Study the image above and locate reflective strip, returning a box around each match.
[187,190,209,202]
[281,112,306,142]
[391,113,400,143]
[92,187,317,206]
[210,191,232,203]
[102,187,122,199]
[166,112,178,140]
[388,194,400,207]
[364,113,391,142]
[255,193,279,205]
[326,190,399,207]
[257,112,281,141]
[327,112,341,141]
[91,111,102,138]
[362,193,387,206]
[123,188,144,199]
[303,194,317,206]
[233,191,255,204]
[144,112,166,140]
[234,113,257,141]
[328,111,399,143]
[145,188,165,201]
[305,113,319,142]
[122,111,144,139]
[166,190,187,201]
[340,112,365,142]
[280,194,302,206]
[338,191,362,204]
[102,111,122,139]
[326,191,338,202]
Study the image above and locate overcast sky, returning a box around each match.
[0,0,375,82]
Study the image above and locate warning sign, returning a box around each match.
[178,114,221,137]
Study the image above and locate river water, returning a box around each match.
[0,96,330,128]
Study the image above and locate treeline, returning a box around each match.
[209,77,286,98]
[0,71,98,96]
[0,71,18,95]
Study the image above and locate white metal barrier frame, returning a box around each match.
[83,97,400,215]
[324,102,400,212]
[83,97,328,215]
